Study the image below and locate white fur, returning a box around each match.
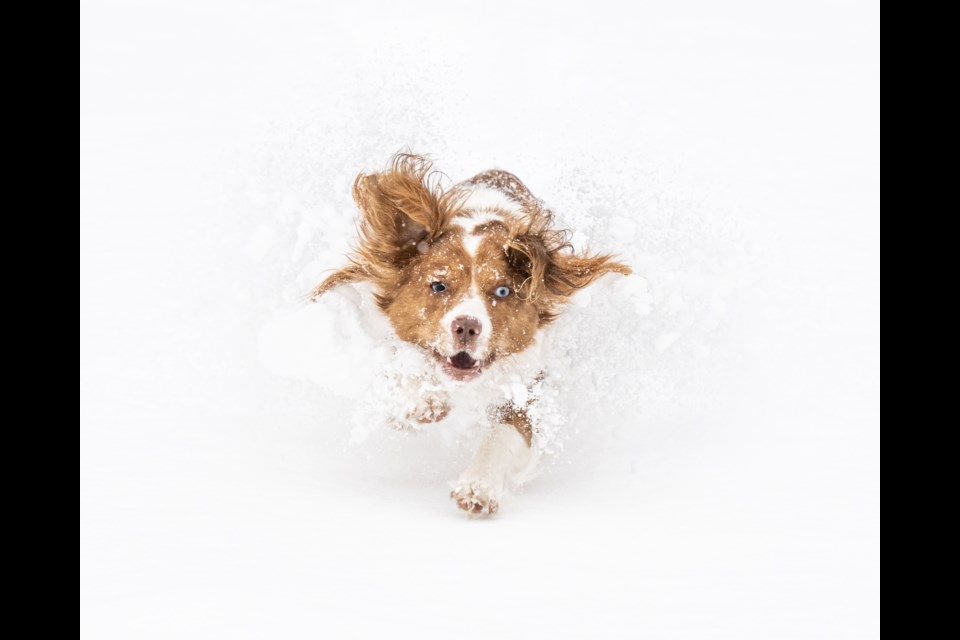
[396,185,546,514]
[449,208,506,231]
[450,422,536,514]
[464,209,506,228]
[440,293,492,357]
[460,186,523,214]
[451,209,505,258]
[462,232,483,257]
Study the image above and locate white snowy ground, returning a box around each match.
[81,1,879,638]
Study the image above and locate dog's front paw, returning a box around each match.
[450,479,500,515]
[390,392,451,431]
[410,392,450,424]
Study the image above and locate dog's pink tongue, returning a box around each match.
[450,352,476,369]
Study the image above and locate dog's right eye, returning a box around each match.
[430,282,447,293]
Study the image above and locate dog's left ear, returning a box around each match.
[509,232,631,297]
[311,153,459,300]
[507,216,631,321]
[548,252,632,296]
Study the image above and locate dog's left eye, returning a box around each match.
[430,282,447,293]
[493,286,511,298]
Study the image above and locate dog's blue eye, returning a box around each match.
[494,286,511,298]
[430,282,447,293]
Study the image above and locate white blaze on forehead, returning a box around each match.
[462,232,484,257]
[451,209,505,258]
[440,293,492,357]
[439,188,512,354]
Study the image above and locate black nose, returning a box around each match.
[451,316,482,350]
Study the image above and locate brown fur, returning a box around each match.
[314,152,630,371]
[311,154,466,304]
[468,169,542,210]
[311,154,630,336]
[503,200,631,324]
[311,155,630,516]
[496,404,534,447]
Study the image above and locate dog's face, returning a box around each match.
[314,154,630,382]
[385,220,541,381]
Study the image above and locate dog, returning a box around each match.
[312,153,630,515]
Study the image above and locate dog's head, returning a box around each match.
[314,154,630,382]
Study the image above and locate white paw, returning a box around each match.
[390,391,451,430]
[450,478,501,515]
[410,391,450,424]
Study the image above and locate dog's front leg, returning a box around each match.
[450,405,535,515]
[387,373,451,430]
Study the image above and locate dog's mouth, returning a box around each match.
[433,350,486,382]
[448,351,477,370]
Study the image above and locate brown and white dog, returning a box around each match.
[312,154,630,515]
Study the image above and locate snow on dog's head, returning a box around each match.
[312,153,630,382]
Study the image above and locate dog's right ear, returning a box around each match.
[310,153,460,301]
[352,153,457,268]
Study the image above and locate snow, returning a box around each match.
[81,1,879,639]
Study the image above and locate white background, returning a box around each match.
[81,1,879,638]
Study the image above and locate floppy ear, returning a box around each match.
[548,251,632,296]
[507,209,631,322]
[508,233,631,296]
[309,264,366,301]
[310,153,459,301]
